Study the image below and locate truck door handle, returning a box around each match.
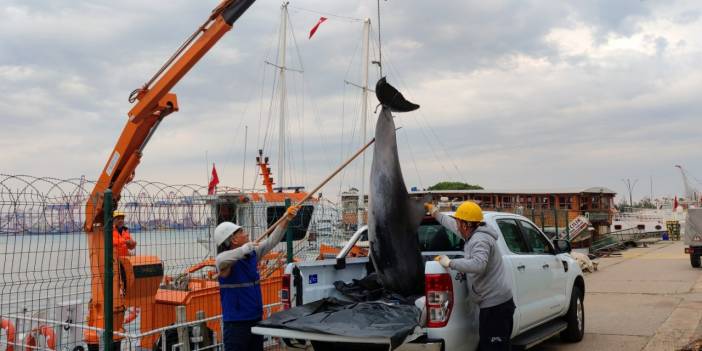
[517,265,526,271]
[542,264,550,269]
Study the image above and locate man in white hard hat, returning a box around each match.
[214,205,300,351]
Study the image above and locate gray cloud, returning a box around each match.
[1,0,700,204]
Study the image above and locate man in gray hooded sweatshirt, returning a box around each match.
[428,201,515,351]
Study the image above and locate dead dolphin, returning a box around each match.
[368,77,426,296]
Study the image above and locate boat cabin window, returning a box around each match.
[266,205,315,241]
[217,202,237,224]
[614,224,622,230]
[637,224,645,230]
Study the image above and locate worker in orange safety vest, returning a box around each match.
[113,210,136,298]
[113,211,136,257]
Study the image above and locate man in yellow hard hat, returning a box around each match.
[426,201,514,351]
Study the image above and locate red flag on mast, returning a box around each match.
[208,164,219,195]
[309,17,327,39]
[673,195,678,210]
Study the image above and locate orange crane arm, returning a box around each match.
[84,0,256,231]
[81,1,258,345]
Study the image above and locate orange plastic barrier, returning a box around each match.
[1,318,16,351]
[24,325,55,351]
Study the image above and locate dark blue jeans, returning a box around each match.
[223,320,263,351]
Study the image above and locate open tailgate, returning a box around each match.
[252,325,424,344]
[251,327,424,345]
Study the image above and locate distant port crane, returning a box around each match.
[676,165,701,203]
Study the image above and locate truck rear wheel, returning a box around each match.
[691,253,701,268]
[560,286,584,342]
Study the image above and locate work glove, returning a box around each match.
[240,242,256,255]
[434,255,451,269]
[285,205,300,219]
[424,203,436,215]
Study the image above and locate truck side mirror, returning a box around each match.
[553,239,572,253]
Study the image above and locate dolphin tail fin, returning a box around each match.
[375,77,420,113]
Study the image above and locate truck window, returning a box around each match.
[418,221,463,251]
[497,219,529,254]
[519,220,554,254]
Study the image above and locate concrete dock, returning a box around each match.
[537,240,702,351]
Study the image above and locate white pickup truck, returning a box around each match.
[253,211,585,350]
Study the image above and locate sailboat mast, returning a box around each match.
[277,2,289,190]
[358,18,371,227]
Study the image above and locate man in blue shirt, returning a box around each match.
[214,205,299,351]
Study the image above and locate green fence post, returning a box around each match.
[540,210,545,232]
[103,190,114,351]
[554,208,558,236]
[285,198,293,263]
[565,214,570,240]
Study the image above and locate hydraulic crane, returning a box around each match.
[82,1,257,349]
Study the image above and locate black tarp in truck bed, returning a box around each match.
[257,297,421,349]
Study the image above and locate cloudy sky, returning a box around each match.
[1,0,700,203]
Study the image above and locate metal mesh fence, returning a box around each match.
[433,200,573,238]
[0,174,350,351]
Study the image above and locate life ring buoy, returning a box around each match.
[124,307,139,324]
[1,318,16,351]
[24,325,55,351]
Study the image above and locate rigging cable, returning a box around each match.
[252,17,287,191]
[289,5,364,22]
[369,26,381,82]
[369,19,465,182]
[382,51,464,181]
[399,127,424,189]
[298,64,336,191]
[338,87,363,196]
[288,11,307,187]
[377,0,383,77]
[336,34,363,197]
[221,56,266,180]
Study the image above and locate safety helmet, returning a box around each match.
[214,222,243,247]
[452,201,483,223]
[113,210,126,218]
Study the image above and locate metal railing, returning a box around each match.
[591,228,667,255]
[1,311,289,351]
[1,173,351,351]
